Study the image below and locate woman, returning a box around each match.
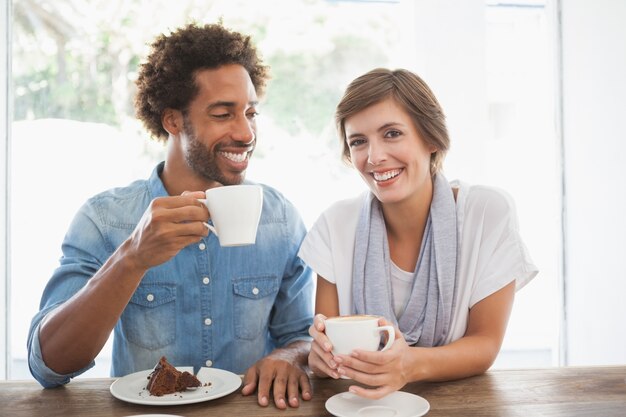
[298,68,538,399]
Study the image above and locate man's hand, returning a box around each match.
[125,191,209,270]
[241,340,312,409]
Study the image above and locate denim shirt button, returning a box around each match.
[204,318,212,326]
[198,242,206,250]
[205,360,213,367]
[146,294,155,302]
[252,287,260,296]
[202,276,210,285]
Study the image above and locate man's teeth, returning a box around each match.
[373,169,401,182]
[220,151,248,163]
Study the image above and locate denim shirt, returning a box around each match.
[27,162,314,388]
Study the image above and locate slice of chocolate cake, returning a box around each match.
[146,356,201,396]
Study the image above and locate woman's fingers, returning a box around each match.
[308,349,339,379]
[309,315,333,353]
[348,383,393,400]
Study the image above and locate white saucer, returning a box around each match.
[325,391,430,417]
[126,415,184,417]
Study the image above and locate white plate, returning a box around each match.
[109,366,241,406]
[325,391,430,417]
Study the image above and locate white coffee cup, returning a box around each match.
[199,184,263,247]
[324,314,395,356]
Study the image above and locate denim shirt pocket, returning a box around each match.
[121,283,176,350]
[232,275,280,340]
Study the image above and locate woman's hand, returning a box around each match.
[334,318,411,399]
[307,314,340,379]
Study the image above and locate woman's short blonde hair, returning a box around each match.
[335,68,449,175]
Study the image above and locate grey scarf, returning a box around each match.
[352,173,458,346]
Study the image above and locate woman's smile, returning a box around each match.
[371,168,404,183]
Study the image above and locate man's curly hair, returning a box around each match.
[134,22,270,141]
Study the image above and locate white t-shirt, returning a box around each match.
[390,261,414,317]
[298,180,538,344]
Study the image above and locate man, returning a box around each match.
[27,23,314,409]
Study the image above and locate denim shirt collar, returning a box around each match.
[149,161,259,199]
[149,161,169,199]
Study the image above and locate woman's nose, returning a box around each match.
[367,142,387,166]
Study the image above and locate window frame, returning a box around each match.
[1,0,12,380]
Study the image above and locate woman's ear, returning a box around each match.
[162,108,183,136]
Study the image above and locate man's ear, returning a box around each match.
[162,108,183,136]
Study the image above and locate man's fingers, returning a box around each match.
[271,373,288,410]
[287,373,300,407]
[299,373,312,401]
[257,369,274,407]
[165,205,209,224]
[180,190,206,199]
[151,229,207,251]
[241,366,258,396]
[152,195,205,209]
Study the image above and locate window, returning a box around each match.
[4,0,559,379]
[1,0,10,381]
[484,1,559,367]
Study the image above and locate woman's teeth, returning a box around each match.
[220,151,248,163]
[373,169,401,182]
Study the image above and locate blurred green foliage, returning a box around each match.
[12,0,394,139]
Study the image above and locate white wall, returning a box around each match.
[561,0,626,364]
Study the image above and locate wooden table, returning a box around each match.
[1,366,625,416]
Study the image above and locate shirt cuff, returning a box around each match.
[28,324,95,388]
[281,335,313,348]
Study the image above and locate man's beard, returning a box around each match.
[182,116,253,186]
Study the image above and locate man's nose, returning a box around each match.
[232,116,255,145]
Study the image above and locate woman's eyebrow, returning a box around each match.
[347,121,405,139]
[377,122,404,132]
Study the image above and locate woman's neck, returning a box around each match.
[382,179,433,271]
[382,180,433,239]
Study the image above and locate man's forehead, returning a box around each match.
[193,65,257,103]
[194,65,254,87]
